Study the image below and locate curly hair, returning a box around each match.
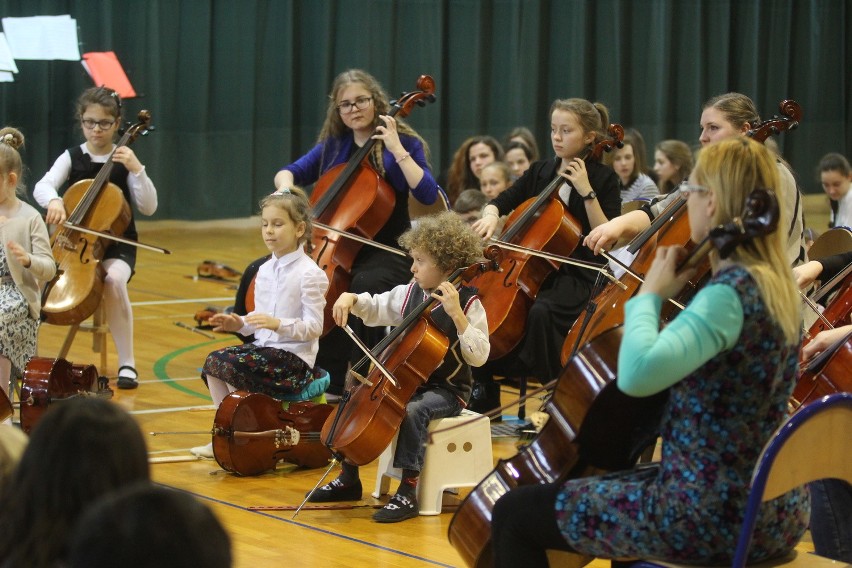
[398,211,484,274]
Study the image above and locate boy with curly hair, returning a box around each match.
[309,211,490,523]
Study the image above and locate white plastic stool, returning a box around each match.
[371,409,493,515]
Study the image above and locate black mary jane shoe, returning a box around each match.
[116,365,139,390]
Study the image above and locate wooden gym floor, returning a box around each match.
[25,197,829,567]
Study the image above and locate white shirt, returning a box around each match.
[33,143,158,215]
[243,247,329,367]
[351,283,490,367]
[832,189,852,229]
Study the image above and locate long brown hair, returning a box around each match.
[317,69,429,176]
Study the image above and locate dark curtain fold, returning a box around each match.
[0,0,848,220]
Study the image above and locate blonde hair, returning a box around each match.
[692,137,799,344]
[480,161,512,184]
[398,211,483,273]
[259,186,314,252]
[0,127,25,195]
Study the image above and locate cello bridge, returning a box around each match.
[275,426,300,448]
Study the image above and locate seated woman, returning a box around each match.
[491,137,809,566]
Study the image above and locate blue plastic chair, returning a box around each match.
[631,392,852,568]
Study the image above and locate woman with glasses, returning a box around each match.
[585,92,805,267]
[274,69,442,400]
[33,86,158,390]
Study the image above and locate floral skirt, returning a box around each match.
[202,344,326,401]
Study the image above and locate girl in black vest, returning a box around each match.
[308,211,489,523]
[34,87,158,389]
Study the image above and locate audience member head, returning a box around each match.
[453,189,488,225]
[654,139,694,193]
[504,126,540,161]
[69,483,232,568]
[816,152,852,204]
[0,398,149,567]
[479,161,512,200]
[446,135,504,204]
[605,130,647,188]
[503,140,534,180]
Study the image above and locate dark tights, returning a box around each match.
[491,482,576,567]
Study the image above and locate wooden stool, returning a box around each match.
[372,409,493,515]
[58,303,109,373]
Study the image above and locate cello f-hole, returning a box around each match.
[502,260,518,288]
[314,235,332,270]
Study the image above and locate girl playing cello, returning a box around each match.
[274,69,442,401]
[491,137,808,566]
[33,87,158,389]
[308,212,488,523]
[469,98,620,408]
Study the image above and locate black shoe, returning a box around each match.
[307,478,362,502]
[116,366,139,390]
[372,493,419,523]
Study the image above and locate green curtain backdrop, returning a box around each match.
[0,0,849,220]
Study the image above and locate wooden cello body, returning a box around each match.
[309,76,436,335]
[212,391,334,474]
[19,356,99,433]
[41,111,152,325]
[792,334,852,410]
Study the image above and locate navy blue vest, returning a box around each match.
[400,282,479,404]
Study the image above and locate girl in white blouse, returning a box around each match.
[191,187,329,458]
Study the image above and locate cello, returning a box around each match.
[211,391,334,475]
[470,125,624,360]
[791,330,852,410]
[41,111,154,326]
[560,99,803,363]
[19,356,102,433]
[449,187,781,568]
[320,254,498,466]
[310,76,437,335]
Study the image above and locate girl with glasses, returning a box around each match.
[33,86,159,390]
[274,69,443,401]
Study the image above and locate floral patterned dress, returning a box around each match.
[554,266,809,564]
[0,248,38,382]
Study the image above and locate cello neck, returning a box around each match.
[499,161,566,242]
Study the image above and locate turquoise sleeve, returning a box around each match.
[617,284,744,397]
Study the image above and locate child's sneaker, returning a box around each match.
[372,493,419,523]
[190,442,214,459]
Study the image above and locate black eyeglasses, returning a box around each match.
[81,119,116,130]
[336,96,373,114]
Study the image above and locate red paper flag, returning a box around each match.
[82,51,136,98]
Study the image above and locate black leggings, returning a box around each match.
[491,482,576,567]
